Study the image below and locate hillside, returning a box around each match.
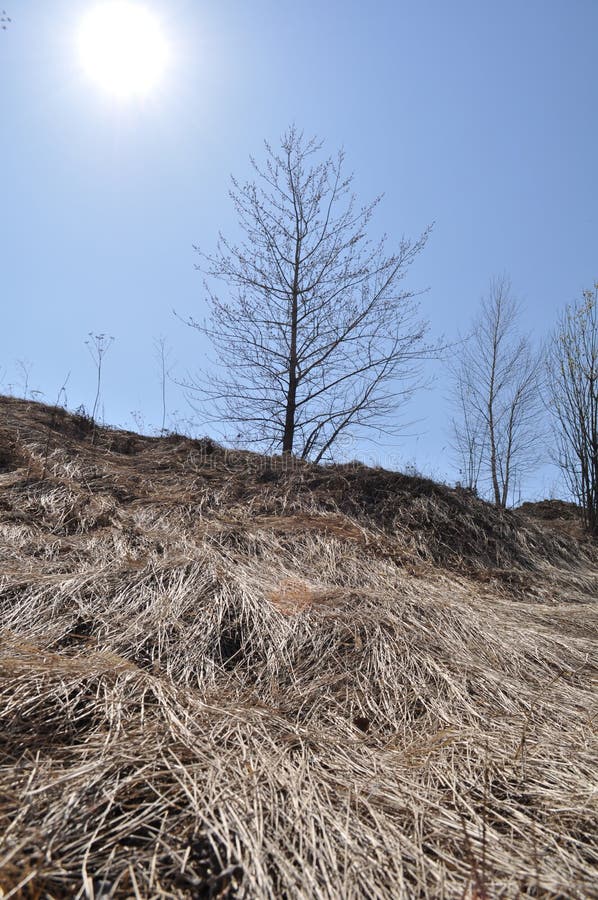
[0,395,596,899]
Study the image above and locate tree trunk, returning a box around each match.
[488,366,502,507]
[282,207,303,455]
[282,280,300,454]
[282,307,297,454]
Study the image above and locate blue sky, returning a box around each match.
[1,0,597,497]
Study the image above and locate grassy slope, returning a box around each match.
[0,395,596,899]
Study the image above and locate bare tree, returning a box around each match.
[185,127,434,462]
[547,283,598,534]
[449,276,543,506]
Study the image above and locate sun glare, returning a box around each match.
[78,2,169,99]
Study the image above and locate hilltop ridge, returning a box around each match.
[0,394,592,582]
[0,395,596,898]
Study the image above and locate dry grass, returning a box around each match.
[0,395,596,898]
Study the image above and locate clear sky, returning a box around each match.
[1,0,597,497]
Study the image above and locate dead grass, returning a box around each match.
[0,395,597,898]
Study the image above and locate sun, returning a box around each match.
[78,2,169,99]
